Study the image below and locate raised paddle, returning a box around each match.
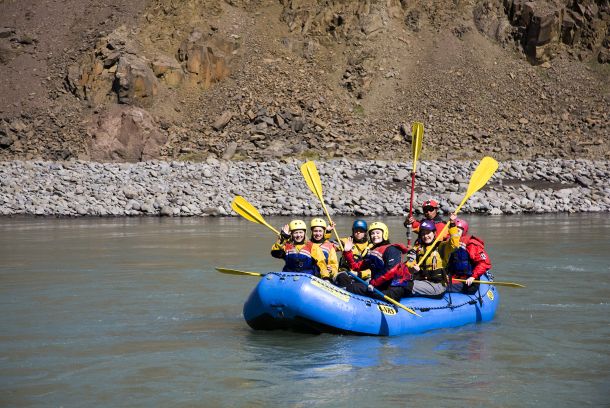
[407,122,424,246]
[452,278,525,288]
[216,267,266,277]
[231,195,280,235]
[300,160,420,317]
[417,156,499,266]
[300,160,345,251]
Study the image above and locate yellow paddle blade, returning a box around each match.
[300,161,346,251]
[454,156,499,214]
[411,122,424,173]
[231,196,280,235]
[453,278,525,288]
[300,161,324,201]
[418,156,498,266]
[216,267,265,277]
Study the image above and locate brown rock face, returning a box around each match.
[88,105,167,162]
[502,0,610,64]
[115,54,159,107]
[65,28,161,107]
[176,29,235,88]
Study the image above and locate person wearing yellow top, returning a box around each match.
[408,213,461,296]
[334,219,371,280]
[309,218,339,280]
[371,213,461,301]
[271,219,330,279]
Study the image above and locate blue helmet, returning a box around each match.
[352,219,367,232]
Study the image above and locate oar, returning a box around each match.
[300,161,345,251]
[345,271,421,317]
[407,122,424,246]
[216,267,266,277]
[231,195,280,235]
[452,278,525,288]
[300,160,420,317]
[417,156,499,266]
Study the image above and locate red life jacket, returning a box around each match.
[367,243,410,281]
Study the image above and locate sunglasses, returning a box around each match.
[423,206,437,212]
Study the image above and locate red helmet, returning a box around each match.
[455,219,469,235]
[422,199,439,208]
[419,220,437,234]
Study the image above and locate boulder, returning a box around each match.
[87,105,168,162]
[115,54,158,107]
[151,55,184,87]
[177,29,235,88]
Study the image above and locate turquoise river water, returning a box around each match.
[0,214,608,407]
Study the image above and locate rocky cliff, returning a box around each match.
[1,0,608,162]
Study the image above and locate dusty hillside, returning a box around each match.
[0,0,608,162]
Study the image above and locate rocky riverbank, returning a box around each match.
[0,159,608,217]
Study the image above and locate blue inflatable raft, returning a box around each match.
[243,272,499,336]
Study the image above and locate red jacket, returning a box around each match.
[460,235,492,279]
[370,262,412,287]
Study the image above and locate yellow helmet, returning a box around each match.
[368,221,389,241]
[289,219,307,231]
[310,218,327,229]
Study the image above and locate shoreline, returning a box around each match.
[1,159,608,217]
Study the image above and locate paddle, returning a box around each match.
[300,161,345,251]
[231,195,280,235]
[344,271,421,317]
[407,122,424,246]
[300,160,420,317]
[452,278,525,288]
[217,267,421,316]
[216,267,266,277]
[417,156,499,266]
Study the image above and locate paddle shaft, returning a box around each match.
[322,202,345,252]
[216,267,266,277]
[452,278,525,288]
[345,271,420,317]
[407,122,423,248]
[407,171,416,247]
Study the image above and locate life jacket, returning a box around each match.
[283,241,319,275]
[317,241,334,263]
[367,243,409,280]
[415,242,447,284]
[339,238,369,269]
[447,245,473,277]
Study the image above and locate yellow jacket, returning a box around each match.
[271,239,329,278]
[412,225,460,276]
[339,237,372,280]
[316,241,339,279]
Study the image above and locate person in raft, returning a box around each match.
[356,214,460,301]
[271,219,330,279]
[309,218,339,280]
[335,221,410,298]
[323,219,372,277]
[404,199,447,240]
[446,218,492,294]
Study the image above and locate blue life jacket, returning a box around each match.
[447,247,472,277]
[283,242,319,275]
